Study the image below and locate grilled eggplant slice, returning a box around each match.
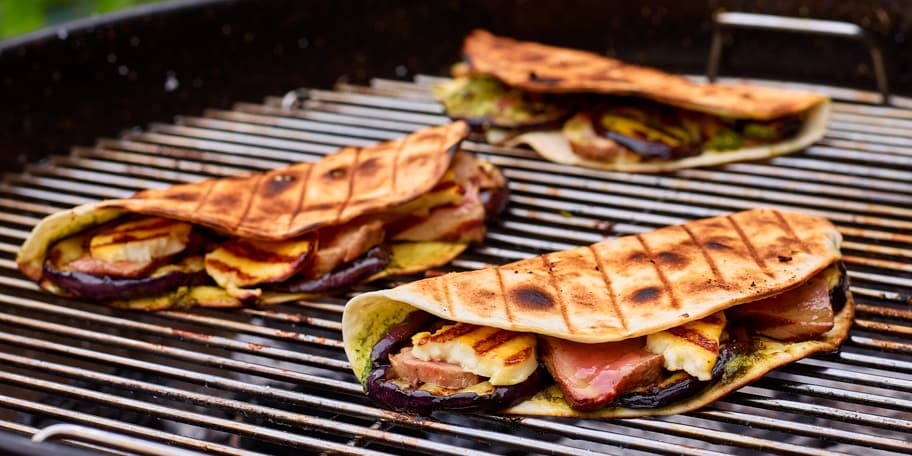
[43,255,208,301]
[276,244,390,293]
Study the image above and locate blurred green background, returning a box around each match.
[0,0,167,39]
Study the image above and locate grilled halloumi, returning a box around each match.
[646,311,727,381]
[410,323,537,386]
[89,216,193,263]
[204,234,316,290]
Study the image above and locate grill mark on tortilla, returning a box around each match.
[495,268,514,324]
[335,147,362,224]
[588,244,627,331]
[772,209,811,254]
[234,173,264,231]
[680,225,724,284]
[431,128,449,188]
[542,253,573,333]
[192,180,217,215]
[726,215,773,277]
[441,272,455,317]
[636,234,681,310]
[288,163,314,234]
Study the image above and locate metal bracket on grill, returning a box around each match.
[708,11,891,104]
[32,424,208,456]
[280,88,311,109]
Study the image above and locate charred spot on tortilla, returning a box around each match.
[706,240,733,250]
[631,286,662,304]
[160,191,199,202]
[208,193,241,210]
[324,167,348,180]
[627,251,649,263]
[513,286,555,310]
[264,174,297,197]
[405,153,430,167]
[358,157,381,175]
[656,251,687,269]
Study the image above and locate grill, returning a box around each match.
[1,71,911,455]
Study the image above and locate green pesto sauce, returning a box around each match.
[350,299,419,384]
[703,128,743,151]
[743,122,780,140]
[720,339,767,385]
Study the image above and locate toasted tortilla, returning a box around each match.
[101,121,467,241]
[463,30,827,120]
[450,30,831,172]
[342,208,852,416]
[17,122,478,308]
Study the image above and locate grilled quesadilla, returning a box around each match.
[434,30,830,173]
[18,121,508,310]
[343,208,853,417]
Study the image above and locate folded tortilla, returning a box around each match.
[18,121,503,309]
[343,208,854,417]
[439,30,831,173]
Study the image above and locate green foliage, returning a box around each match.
[0,0,166,39]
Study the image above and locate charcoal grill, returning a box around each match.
[2,3,912,455]
[1,71,911,455]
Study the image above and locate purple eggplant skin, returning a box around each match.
[364,310,545,415]
[604,132,701,160]
[369,310,436,367]
[42,263,208,301]
[480,180,510,222]
[611,372,705,409]
[276,244,390,293]
[366,365,546,416]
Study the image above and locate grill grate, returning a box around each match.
[1,75,911,455]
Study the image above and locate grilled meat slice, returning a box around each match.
[727,267,836,342]
[387,188,485,243]
[389,346,481,390]
[387,151,495,244]
[309,219,385,277]
[540,336,664,411]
